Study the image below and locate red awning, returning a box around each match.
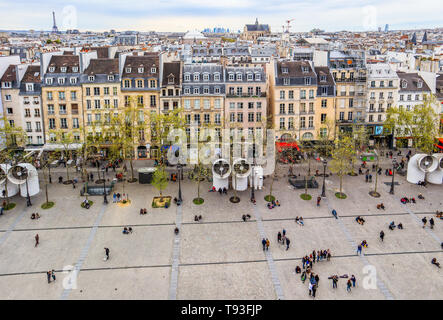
[276,141,300,153]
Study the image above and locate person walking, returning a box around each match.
[311,283,317,298]
[351,275,356,287]
[104,247,110,260]
[422,217,427,228]
[357,244,362,255]
[315,274,320,287]
[429,218,434,229]
[308,282,313,296]
[35,234,39,247]
[51,270,56,282]
[317,196,321,206]
[332,275,338,289]
[285,237,290,251]
[277,231,282,244]
[46,271,51,284]
[302,256,306,269]
[380,230,385,242]
[265,238,270,251]
[332,209,338,219]
[347,279,352,292]
[262,238,266,251]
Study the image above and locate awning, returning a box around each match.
[276,141,300,153]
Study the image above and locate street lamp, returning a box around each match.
[389,160,396,195]
[102,168,108,204]
[177,164,183,203]
[321,159,327,198]
[25,178,32,207]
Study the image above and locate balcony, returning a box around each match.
[59,111,67,115]
[226,93,266,98]
[24,101,30,105]
[349,91,355,96]
[33,101,39,104]
[35,128,42,132]
[26,129,32,133]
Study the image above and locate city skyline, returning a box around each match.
[0,0,442,33]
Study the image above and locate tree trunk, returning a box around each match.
[130,158,134,181]
[339,175,343,194]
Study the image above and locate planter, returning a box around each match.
[300,194,312,200]
[193,197,204,205]
[264,195,275,202]
[3,203,16,211]
[369,191,381,198]
[229,196,240,203]
[41,201,55,209]
[152,196,171,208]
[335,192,347,199]
[81,200,94,208]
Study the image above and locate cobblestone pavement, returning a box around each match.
[0,153,442,300]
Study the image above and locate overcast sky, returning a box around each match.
[0,0,442,32]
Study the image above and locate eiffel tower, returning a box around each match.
[52,11,59,34]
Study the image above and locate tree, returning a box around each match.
[40,151,59,208]
[192,161,209,205]
[329,133,356,199]
[350,124,369,175]
[369,143,382,198]
[50,129,79,183]
[152,166,168,198]
[315,116,335,158]
[0,118,27,206]
[384,94,439,154]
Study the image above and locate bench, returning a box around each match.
[80,181,116,196]
[288,177,319,189]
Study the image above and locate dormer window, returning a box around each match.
[89,76,95,82]
[49,67,55,72]
[184,73,190,81]
[402,80,407,88]
[247,73,253,81]
[58,77,65,85]
[108,75,114,81]
[282,67,288,74]
[61,67,67,72]
[320,75,326,82]
[26,83,34,91]
[228,73,234,81]
[151,67,156,73]
[138,67,144,73]
[203,73,209,81]
[302,66,309,73]
[417,80,422,88]
[214,73,220,81]
[255,73,261,81]
[304,77,311,85]
[193,73,199,81]
[126,67,132,73]
[236,73,242,81]
[46,78,53,85]
[2,81,12,88]
[70,77,77,84]
[72,67,78,72]
[283,78,290,85]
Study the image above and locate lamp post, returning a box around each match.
[389,160,396,195]
[321,159,327,198]
[177,164,182,203]
[26,178,32,207]
[102,168,108,204]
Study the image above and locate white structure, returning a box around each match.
[407,154,439,184]
[212,159,231,191]
[426,154,443,185]
[232,158,251,191]
[249,166,263,190]
[0,164,19,197]
[7,163,40,197]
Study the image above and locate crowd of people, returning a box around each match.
[267,199,280,210]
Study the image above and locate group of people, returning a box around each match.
[122,227,133,234]
[328,274,357,292]
[295,216,304,226]
[194,215,203,222]
[422,217,435,229]
[209,186,228,195]
[355,216,365,225]
[356,241,368,255]
[242,214,251,222]
[139,208,148,215]
[113,193,125,203]
[46,270,56,284]
[31,213,41,220]
[376,203,385,210]
[261,238,270,251]
[388,221,404,231]
[400,197,416,204]
[277,229,290,250]
[267,199,280,210]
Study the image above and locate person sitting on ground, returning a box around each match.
[299,217,304,226]
[377,203,385,210]
[223,187,227,194]
[174,227,179,235]
[140,208,144,215]
[361,240,368,248]
[267,202,274,209]
[431,258,441,268]
[242,214,247,222]
[295,266,301,274]
[398,223,403,229]
[194,215,199,222]
[123,227,129,234]
[410,197,416,203]
[436,211,443,218]
[389,221,396,230]
[128,227,133,233]
[275,200,280,206]
[356,216,365,225]
[83,199,90,209]
[209,186,216,192]
[31,213,36,220]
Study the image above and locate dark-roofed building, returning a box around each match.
[160,61,181,114]
[1,64,21,135]
[241,18,271,42]
[397,72,431,112]
[314,66,336,140]
[271,60,318,141]
[41,54,83,142]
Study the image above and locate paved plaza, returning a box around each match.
[0,154,442,300]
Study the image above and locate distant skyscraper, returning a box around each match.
[384,24,389,32]
[51,11,58,34]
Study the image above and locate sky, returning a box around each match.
[0,0,442,33]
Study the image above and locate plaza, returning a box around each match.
[0,152,442,300]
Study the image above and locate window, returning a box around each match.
[203,73,209,81]
[237,113,243,122]
[60,118,68,129]
[193,87,199,94]
[204,114,210,124]
[26,83,34,91]
[194,100,200,109]
[300,90,306,99]
[59,104,66,114]
[279,104,285,114]
[380,81,385,88]
[280,91,285,99]
[58,78,65,85]
[204,99,210,109]
[58,92,65,100]
[228,73,234,81]
[282,67,288,74]
[151,67,156,73]
[46,78,53,85]
[137,80,143,88]
[229,102,235,109]
[248,102,254,109]
[124,80,130,88]
[5,94,11,101]
[194,74,200,81]
[125,68,131,73]
[309,89,314,99]
[214,114,221,125]
[349,98,354,108]
[248,112,254,122]
[302,66,309,73]
[137,96,144,106]
[73,118,79,128]
[214,73,220,81]
[86,100,91,109]
[214,87,220,94]
[194,114,201,125]
[150,95,156,107]
[49,67,55,72]
[7,108,13,114]
[339,112,344,121]
[185,114,191,124]
[369,115,373,122]
[34,109,40,117]
[320,75,326,82]
[236,73,242,81]
[309,102,314,113]
[407,94,411,101]
[88,76,95,82]
[103,87,109,95]
[230,113,235,122]
[415,94,420,101]
[321,99,327,108]
[400,94,404,101]
[114,99,118,108]
[257,102,262,109]
[247,73,253,81]
[321,113,327,123]
[150,80,156,88]
[138,67,144,74]
[304,77,311,85]
[49,119,55,129]
[214,99,221,109]
[308,116,313,128]
[104,99,110,108]
[94,100,101,109]
[108,75,114,81]
[283,78,290,85]
[255,73,261,81]
[237,102,243,109]
[287,103,293,114]
[2,81,12,88]
[348,112,353,120]
[378,114,382,122]
[47,105,54,114]
[388,80,393,87]
[203,87,209,94]
[300,103,306,113]
[300,117,305,128]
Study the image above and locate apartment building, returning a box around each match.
[1,65,23,133]
[329,51,367,133]
[314,66,336,140]
[181,64,225,140]
[81,58,120,155]
[270,60,318,141]
[160,61,181,114]
[224,66,267,139]
[41,54,83,142]
[19,65,44,146]
[366,63,399,146]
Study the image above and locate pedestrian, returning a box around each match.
[347,279,352,292]
[311,283,317,298]
[317,196,321,206]
[327,249,331,261]
[332,209,338,219]
[286,237,290,251]
[51,270,56,282]
[308,282,313,296]
[302,256,306,269]
[380,230,385,242]
[35,234,39,247]
[46,271,51,284]
[104,247,110,260]
[265,238,270,251]
[301,271,306,283]
[422,217,427,228]
[113,193,117,203]
[351,275,356,287]
[282,229,286,237]
[332,275,338,289]
[357,244,362,255]
[317,251,320,262]
[429,218,434,229]
[365,174,368,182]
[277,231,282,243]
[262,238,266,251]
[312,250,316,263]
[315,274,319,287]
